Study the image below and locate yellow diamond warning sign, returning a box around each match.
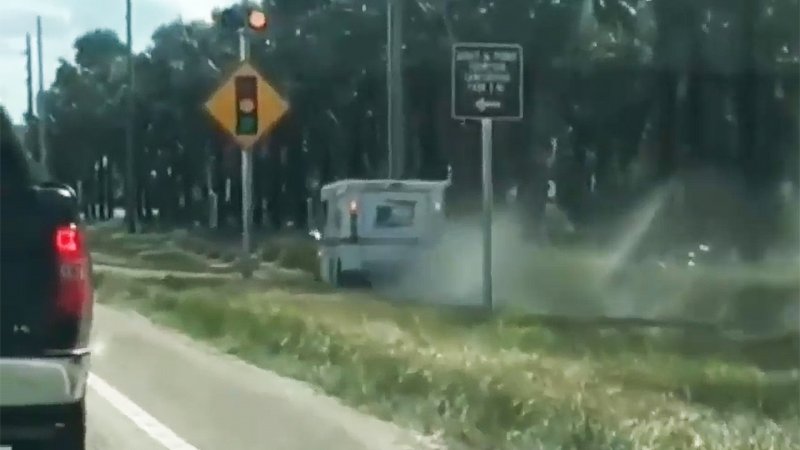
[204,61,288,150]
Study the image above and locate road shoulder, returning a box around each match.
[90,303,437,450]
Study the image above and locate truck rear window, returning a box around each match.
[375,200,415,228]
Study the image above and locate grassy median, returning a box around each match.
[87,226,319,277]
[94,269,799,450]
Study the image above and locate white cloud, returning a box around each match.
[0,0,233,123]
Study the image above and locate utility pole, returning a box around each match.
[36,17,47,170]
[239,0,254,278]
[125,0,138,233]
[25,33,33,120]
[386,0,405,179]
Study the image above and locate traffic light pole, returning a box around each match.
[239,26,254,278]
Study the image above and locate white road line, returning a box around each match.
[88,373,199,450]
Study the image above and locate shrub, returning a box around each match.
[277,240,318,273]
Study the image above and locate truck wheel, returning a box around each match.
[328,259,336,286]
[55,399,86,450]
[313,257,323,282]
[335,260,343,287]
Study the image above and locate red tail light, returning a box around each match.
[54,224,92,319]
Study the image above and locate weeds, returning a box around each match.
[96,274,800,450]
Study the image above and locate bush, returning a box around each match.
[277,240,318,273]
[260,241,281,262]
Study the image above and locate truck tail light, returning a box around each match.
[53,224,93,320]
[349,201,359,242]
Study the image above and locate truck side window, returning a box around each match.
[375,200,416,228]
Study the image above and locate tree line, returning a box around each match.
[22,0,800,261]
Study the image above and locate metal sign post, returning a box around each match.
[203,29,289,278]
[451,42,524,311]
[238,29,253,277]
[480,118,493,309]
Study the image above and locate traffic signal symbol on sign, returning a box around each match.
[235,76,258,135]
[239,99,255,113]
[203,61,289,151]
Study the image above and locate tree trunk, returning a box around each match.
[655,70,679,183]
[736,0,767,262]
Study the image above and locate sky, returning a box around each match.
[0,0,234,124]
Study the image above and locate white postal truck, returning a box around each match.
[314,179,450,287]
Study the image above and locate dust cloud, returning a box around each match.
[376,188,799,340]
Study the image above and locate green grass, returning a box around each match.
[179,231,318,273]
[88,226,800,447]
[94,272,800,450]
[88,224,798,348]
[87,229,163,258]
[88,226,321,280]
[87,227,234,274]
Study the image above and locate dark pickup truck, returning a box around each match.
[0,109,93,449]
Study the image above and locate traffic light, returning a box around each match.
[212,7,268,33]
[247,10,268,32]
[235,75,258,135]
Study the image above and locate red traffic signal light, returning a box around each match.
[247,10,268,32]
[212,7,267,32]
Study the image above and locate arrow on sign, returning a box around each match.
[475,98,501,112]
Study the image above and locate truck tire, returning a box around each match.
[336,264,370,288]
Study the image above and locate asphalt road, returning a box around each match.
[85,303,438,450]
[86,387,164,450]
